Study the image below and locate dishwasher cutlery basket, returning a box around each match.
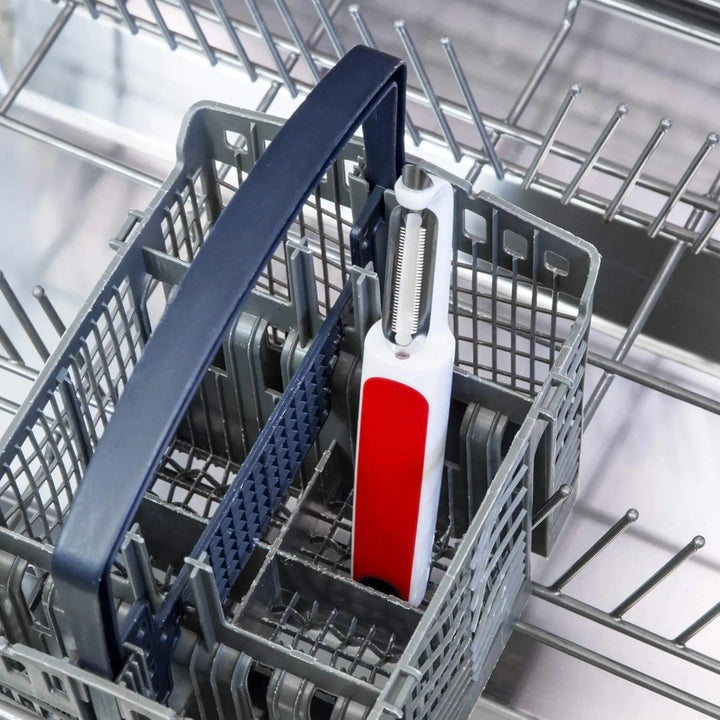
[0,47,598,720]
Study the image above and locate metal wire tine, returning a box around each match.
[208,0,257,81]
[80,0,99,20]
[0,396,19,415]
[33,285,66,337]
[254,0,341,113]
[688,167,720,227]
[604,117,673,223]
[675,600,720,646]
[0,115,163,188]
[584,240,686,424]
[507,0,580,125]
[522,83,582,190]
[587,348,720,416]
[144,0,177,50]
[311,0,346,58]
[561,103,629,204]
[0,355,37,381]
[611,536,705,619]
[0,271,50,361]
[245,0,297,97]
[0,323,23,364]
[0,3,75,115]
[275,0,321,83]
[347,6,374,46]
[548,509,639,592]
[531,581,720,677]
[532,484,573,530]
[693,202,720,254]
[441,36,504,180]
[395,20,462,162]
[648,132,719,238]
[686,168,720,253]
[348,5,421,147]
[114,0,138,34]
[177,0,217,66]
[584,169,720,424]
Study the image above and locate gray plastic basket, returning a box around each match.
[0,70,597,720]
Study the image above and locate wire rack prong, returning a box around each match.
[610,535,706,619]
[441,36,504,180]
[548,509,638,592]
[648,132,719,238]
[210,0,257,81]
[395,20,462,162]
[562,103,629,205]
[522,83,582,190]
[311,0,346,59]
[0,271,50,362]
[348,5,421,147]
[604,117,673,222]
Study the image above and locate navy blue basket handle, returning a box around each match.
[52,46,406,679]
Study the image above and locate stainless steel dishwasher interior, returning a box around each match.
[1,1,720,718]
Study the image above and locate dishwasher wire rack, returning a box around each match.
[4,0,720,415]
[2,1,720,718]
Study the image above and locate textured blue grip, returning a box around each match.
[202,289,349,600]
[52,45,406,682]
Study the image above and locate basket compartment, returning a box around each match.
[237,553,419,691]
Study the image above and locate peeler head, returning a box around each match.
[382,204,438,346]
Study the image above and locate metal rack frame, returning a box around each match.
[2,0,720,717]
[4,0,720,420]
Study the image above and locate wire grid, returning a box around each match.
[148,438,240,519]
[0,323,55,433]
[550,332,587,490]
[0,278,142,543]
[16,0,720,260]
[452,236,578,398]
[160,168,212,262]
[0,107,360,559]
[524,505,720,719]
[121,148,356,522]
[212,151,356,316]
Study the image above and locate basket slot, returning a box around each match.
[236,553,418,691]
[278,437,460,608]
